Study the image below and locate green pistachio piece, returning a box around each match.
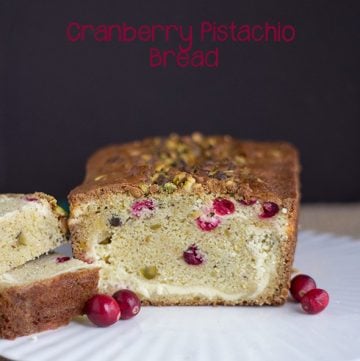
[16,232,27,246]
[141,266,158,279]
[150,224,162,231]
[99,237,112,245]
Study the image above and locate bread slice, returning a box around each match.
[0,192,68,274]
[0,253,99,339]
[69,133,300,306]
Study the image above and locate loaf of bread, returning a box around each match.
[69,133,300,305]
[0,253,99,339]
[0,193,68,274]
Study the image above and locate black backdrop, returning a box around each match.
[0,1,359,202]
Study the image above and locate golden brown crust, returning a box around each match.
[69,133,299,211]
[0,268,99,339]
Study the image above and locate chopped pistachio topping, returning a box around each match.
[173,172,187,185]
[183,176,196,191]
[163,182,177,193]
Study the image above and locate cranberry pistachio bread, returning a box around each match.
[0,253,99,339]
[69,133,300,306]
[0,193,68,274]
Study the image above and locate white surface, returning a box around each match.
[1,231,360,361]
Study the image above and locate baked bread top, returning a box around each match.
[69,133,300,209]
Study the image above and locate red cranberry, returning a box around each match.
[290,274,317,302]
[84,294,121,327]
[113,289,141,320]
[213,198,235,215]
[196,214,220,231]
[131,199,155,217]
[239,199,256,206]
[183,244,205,265]
[260,202,279,218]
[56,256,70,263]
[301,289,329,314]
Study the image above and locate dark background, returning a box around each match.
[0,1,359,202]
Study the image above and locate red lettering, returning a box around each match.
[177,50,189,67]
[205,48,219,68]
[178,25,193,52]
[151,24,165,42]
[163,49,176,67]
[200,21,213,41]
[149,48,162,68]
[264,22,278,42]
[191,50,204,68]
[229,22,237,42]
[282,25,296,42]
[252,25,264,42]
[108,24,122,41]
[164,25,177,42]
[122,22,137,42]
[138,25,151,42]
[81,25,95,41]
[66,22,81,42]
[94,25,109,42]
[237,25,251,42]
[216,25,228,42]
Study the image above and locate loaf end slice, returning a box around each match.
[0,254,99,339]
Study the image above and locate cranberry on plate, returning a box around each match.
[301,288,329,314]
[290,274,317,302]
[113,289,141,320]
[84,294,121,327]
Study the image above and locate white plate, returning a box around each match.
[1,231,360,361]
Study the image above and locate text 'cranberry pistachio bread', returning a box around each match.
[0,193,68,274]
[69,133,300,306]
[0,253,99,339]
